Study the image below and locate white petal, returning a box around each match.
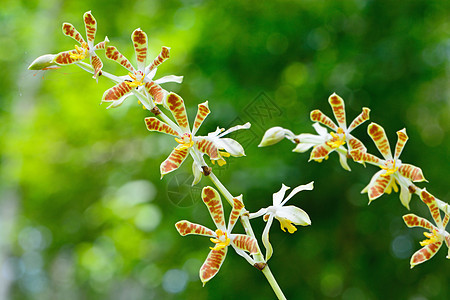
[262,214,274,261]
[154,75,184,84]
[293,142,315,153]
[281,181,314,206]
[338,150,351,171]
[249,208,268,219]
[276,206,311,226]
[295,133,324,144]
[145,68,158,81]
[273,184,290,206]
[218,122,251,138]
[312,122,328,137]
[215,138,245,157]
[258,127,293,147]
[191,162,202,186]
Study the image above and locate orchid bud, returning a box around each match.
[258,127,292,147]
[28,54,59,70]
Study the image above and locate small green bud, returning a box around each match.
[28,54,59,70]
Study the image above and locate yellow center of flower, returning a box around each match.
[380,159,398,177]
[209,229,230,250]
[175,133,194,150]
[211,151,231,166]
[326,128,346,149]
[279,217,297,234]
[384,177,399,194]
[69,42,90,60]
[420,229,442,246]
[126,71,145,88]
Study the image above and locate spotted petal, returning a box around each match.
[54,50,80,65]
[328,93,347,129]
[146,46,170,74]
[102,81,133,105]
[410,242,443,268]
[398,163,426,182]
[144,81,167,105]
[350,149,382,166]
[393,128,408,160]
[362,170,392,201]
[367,123,392,160]
[166,93,190,132]
[347,135,367,152]
[403,214,437,231]
[420,190,442,226]
[105,46,135,73]
[132,29,148,71]
[83,11,96,47]
[200,248,227,286]
[348,107,370,132]
[175,221,216,237]
[196,138,221,160]
[160,147,189,177]
[228,196,245,231]
[310,110,338,131]
[202,187,226,231]
[309,143,334,161]
[231,234,258,254]
[94,37,108,50]
[90,53,102,79]
[62,23,85,45]
[192,101,210,135]
[145,117,180,137]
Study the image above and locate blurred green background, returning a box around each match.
[1,0,449,299]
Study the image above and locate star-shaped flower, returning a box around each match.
[351,123,426,209]
[175,186,258,285]
[145,93,250,181]
[54,11,108,79]
[250,182,313,260]
[259,93,369,171]
[403,189,450,268]
[101,28,182,108]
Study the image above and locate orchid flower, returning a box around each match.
[351,123,426,209]
[175,186,258,285]
[259,93,369,171]
[145,93,250,182]
[101,28,183,108]
[403,189,450,268]
[250,182,313,261]
[53,11,108,80]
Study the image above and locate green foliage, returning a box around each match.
[1,0,449,299]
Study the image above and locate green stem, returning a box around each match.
[207,170,286,300]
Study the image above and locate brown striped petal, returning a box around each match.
[90,54,103,79]
[144,117,180,137]
[144,81,167,105]
[420,190,442,226]
[54,50,80,65]
[62,23,85,45]
[147,46,170,73]
[83,11,96,46]
[166,93,190,132]
[195,138,221,160]
[231,234,258,254]
[202,186,226,231]
[410,242,442,268]
[228,196,244,231]
[192,101,210,135]
[309,144,333,161]
[132,29,148,71]
[403,214,436,231]
[102,81,133,102]
[348,107,370,132]
[200,248,227,286]
[443,214,449,228]
[367,173,391,200]
[350,149,381,165]
[347,136,367,152]
[367,123,392,160]
[310,109,338,131]
[328,93,347,129]
[175,221,216,237]
[394,128,408,160]
[398,164,426,182]
[94,37,109,50]
[105,46,135,73]
[160,147,189,177]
